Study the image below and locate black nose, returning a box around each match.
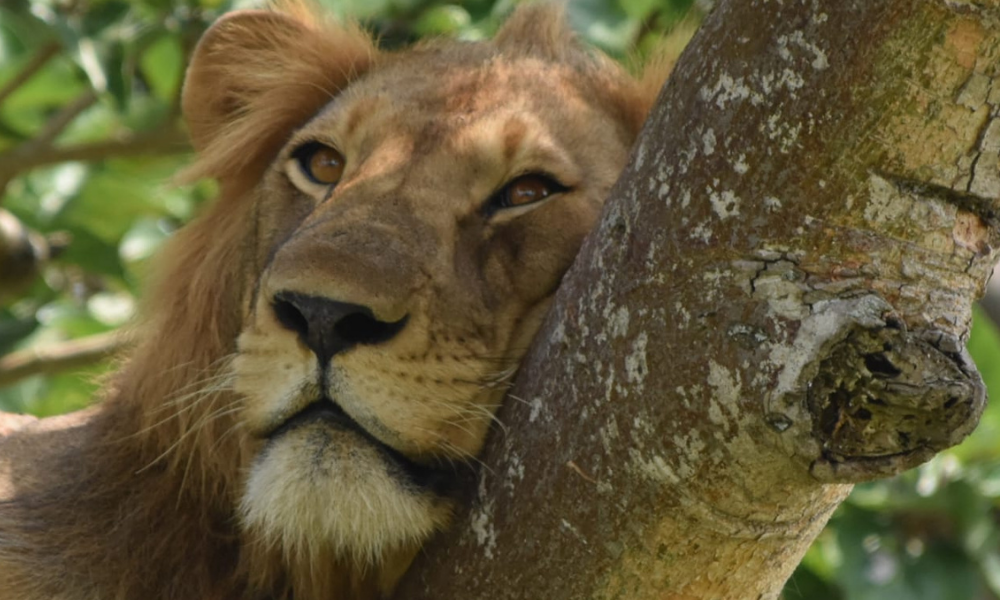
[272,291,407,363]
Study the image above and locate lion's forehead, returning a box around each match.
[374,47,582,109]
[307,55,594,157]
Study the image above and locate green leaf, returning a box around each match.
[955,307,1000,462]
[315,0,394,20]
[36,298,114,339]
[414,5,472,36]
[53,167,168,244]
[52,226,126,281]
[79,2,131,37]
[5,163,90,227]
[619,0,661,20]
[139,33,183,103]
[0,5,56,59]
[103,39,130,109]
[119,217,169,264]
[0,56,87,133]
[0,364,107,417]
[565,0,638,57]
[0,311,38,355]
[119,216,171,284]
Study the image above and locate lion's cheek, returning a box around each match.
[240,424,452,562]
[234,329,319,433]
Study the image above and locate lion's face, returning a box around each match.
[179,3,658,584]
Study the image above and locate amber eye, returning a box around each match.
[488,173,568,214]
[293,142,346,185]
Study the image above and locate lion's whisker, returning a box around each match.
[136,401,243,475]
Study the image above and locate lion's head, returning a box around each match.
[141,3,666,596]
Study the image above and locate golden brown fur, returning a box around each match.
[0,4,668,599]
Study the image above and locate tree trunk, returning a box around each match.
[394,1,999,599]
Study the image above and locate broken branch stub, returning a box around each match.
[808,322,985,481]
[761,294,987,483]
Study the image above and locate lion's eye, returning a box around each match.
[488,174,568,214]
[293,142,346,186]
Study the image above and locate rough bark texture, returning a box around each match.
[394,1,1000,599]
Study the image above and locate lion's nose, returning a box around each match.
[271,291,408,363]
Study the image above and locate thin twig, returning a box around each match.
[0,91,101,196]
[0,42,61,107]
[0,330,125,388]
[29,90,100,149]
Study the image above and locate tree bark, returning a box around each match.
[394,1,999,599]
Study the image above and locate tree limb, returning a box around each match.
[0,125,190,201]
[396,1,998,598]
[0,331,124,388]
[2,126,189,172]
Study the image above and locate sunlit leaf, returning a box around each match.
[566,0,636,56]
[414,5,471,36]
[86,290,134,326]
[139,33,183,103]
[54,167,168,244]
[0,56,86,125]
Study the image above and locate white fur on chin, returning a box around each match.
[240,423,450,566]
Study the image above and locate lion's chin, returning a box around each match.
[240,419,453,565]
[265,399,455,492]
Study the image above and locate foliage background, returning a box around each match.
[0,1,996,598]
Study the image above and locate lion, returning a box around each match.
[0,3,668,599]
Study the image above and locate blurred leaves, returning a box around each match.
[0,0,222,413]
[0,1,997,599]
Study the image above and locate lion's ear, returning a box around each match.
[181,8,375,181]
[493,4,582,62]
[494,4,670,140]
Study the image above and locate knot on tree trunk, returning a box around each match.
[766,295,986,483]
[807,321,985,483]
[765,294,986,484]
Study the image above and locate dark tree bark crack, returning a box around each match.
[879,171,1000,224]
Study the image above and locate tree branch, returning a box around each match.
[0,42,61,107]
[0,125,190,200]
[27,90,99,150]
[0,331,124,388]
[2,126,189,173]
[396,1,997,598]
